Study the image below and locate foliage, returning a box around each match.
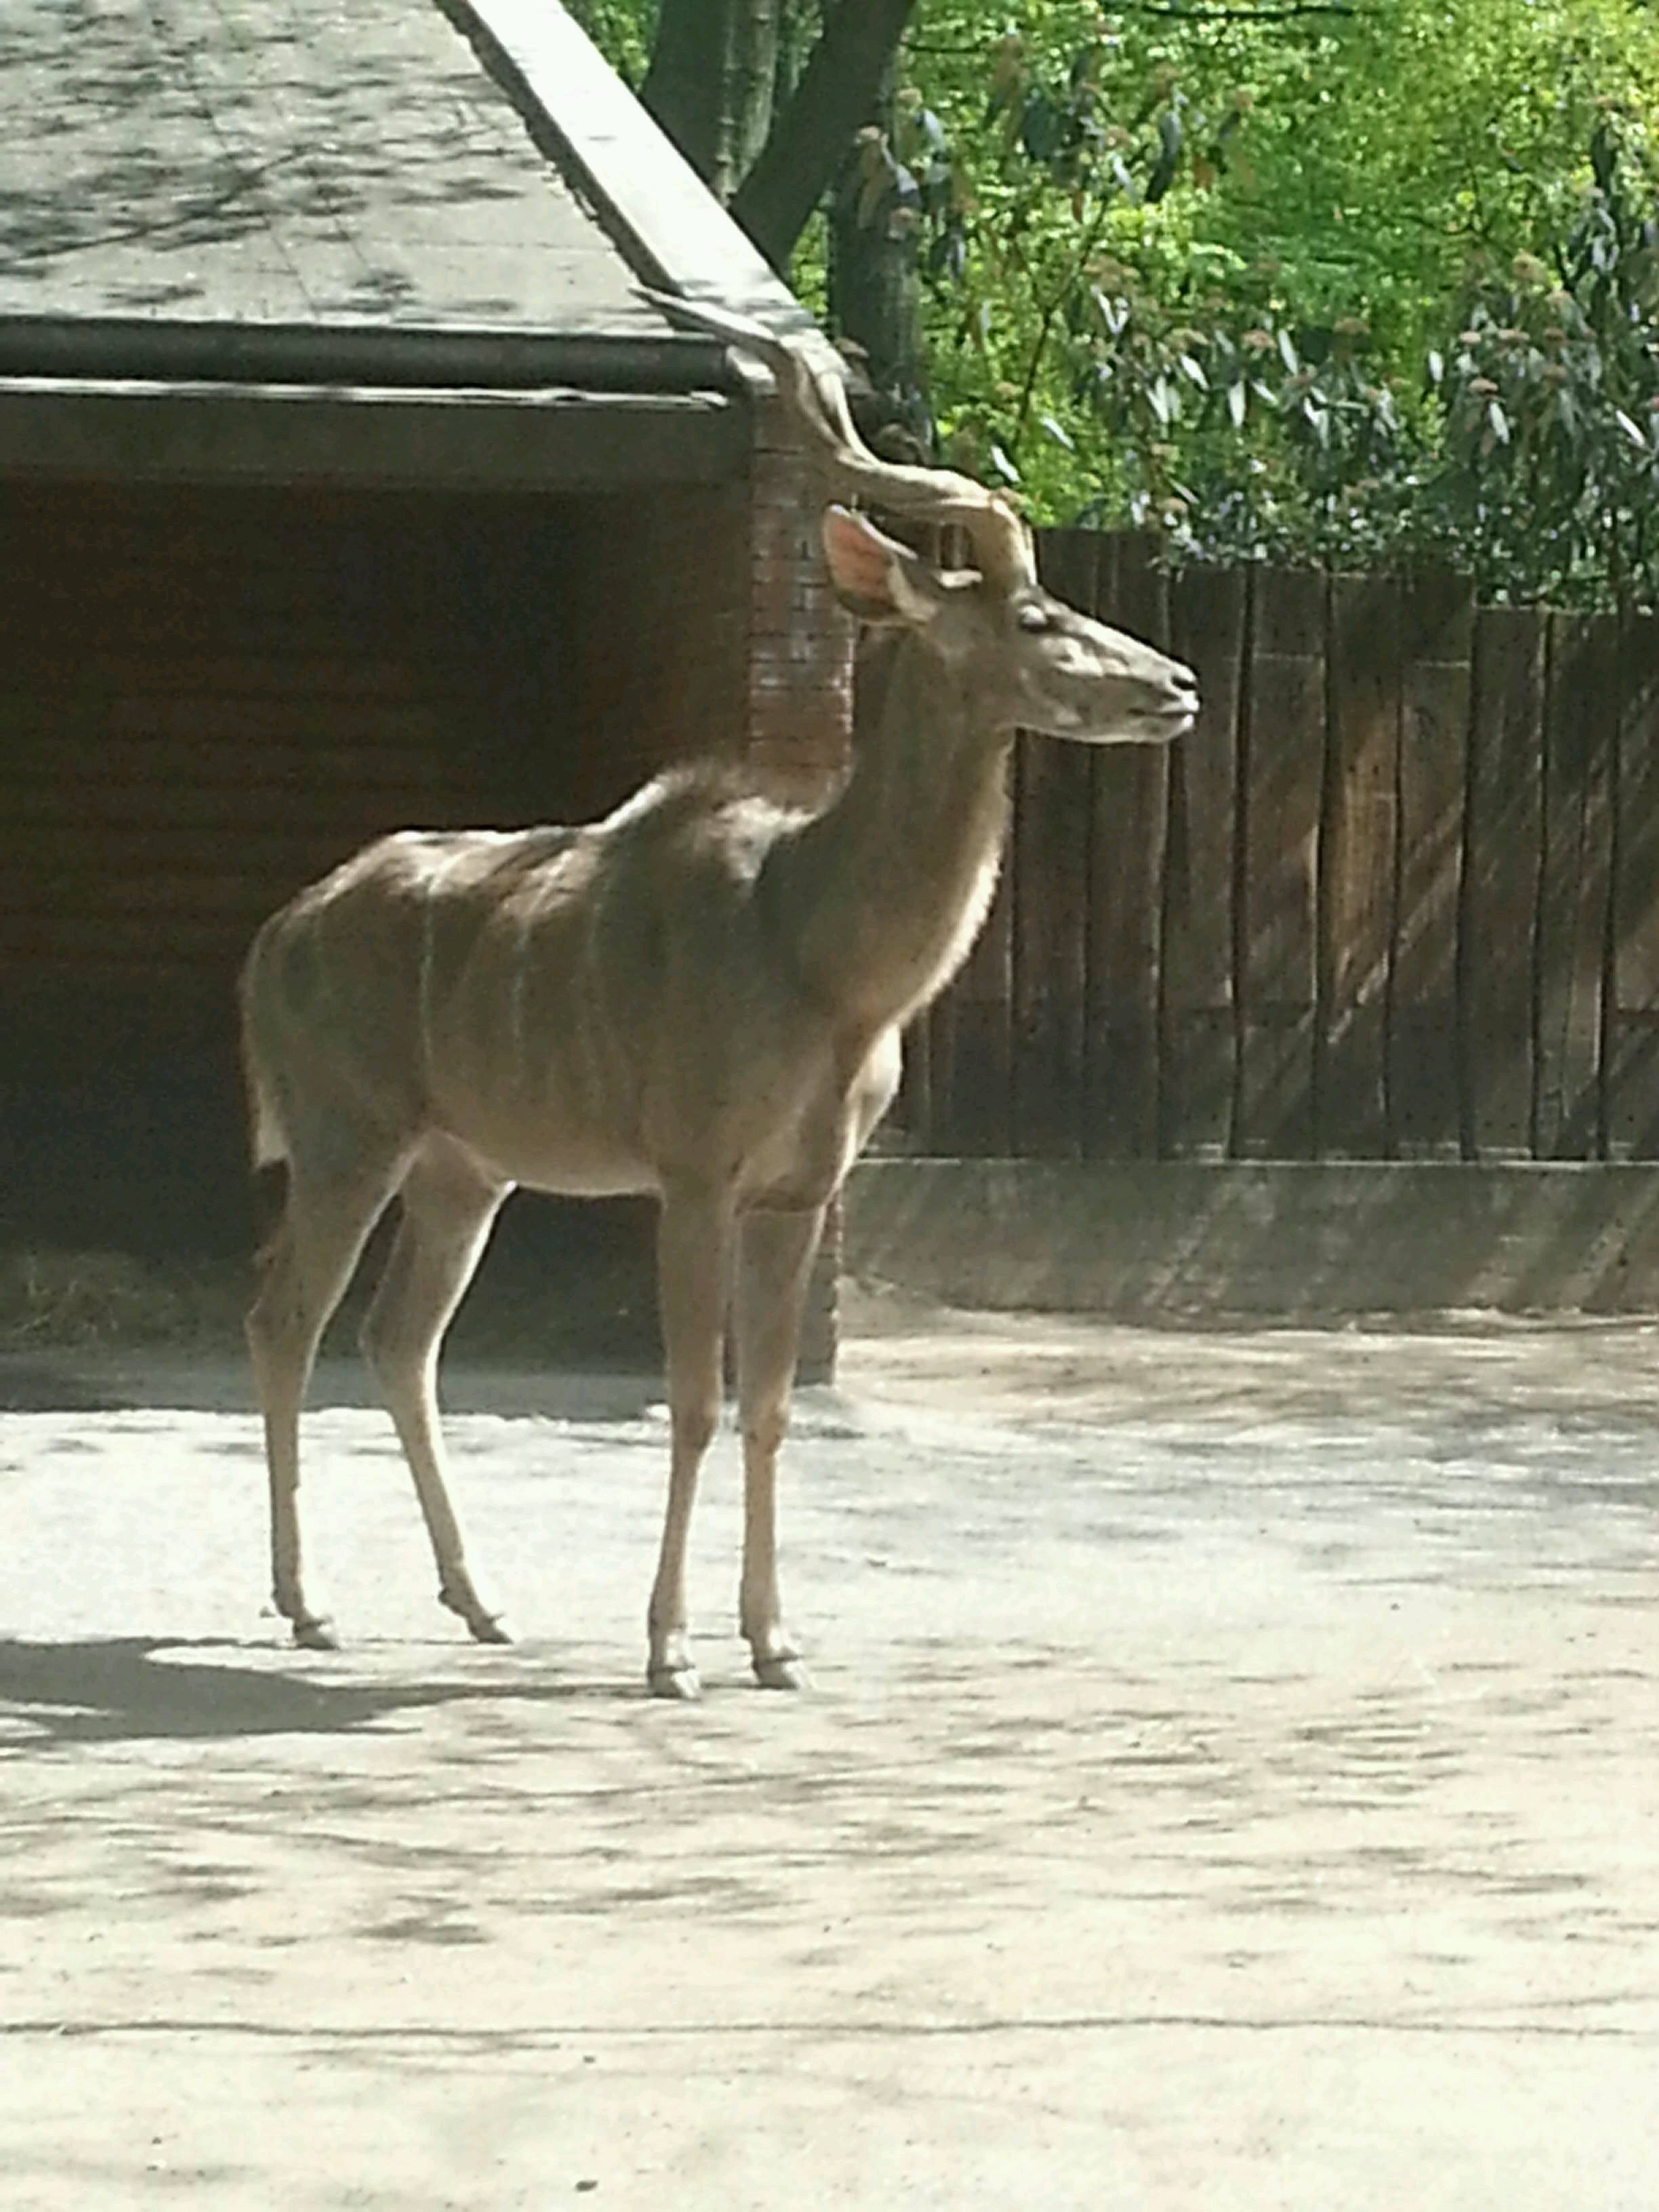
[880,0,1659,602]
[563,0,655,86]
[1087,111,1659,608]
[1427,118,1659,605]
[565,0,1659,604]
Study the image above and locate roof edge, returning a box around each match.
[0,319,729,392]
[441,0,842,380]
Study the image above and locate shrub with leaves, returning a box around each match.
[890,2,1659,602]
[1427,117,1659,606]
[568,0,1659,603]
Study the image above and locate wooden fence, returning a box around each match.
[899,531,1659,1162]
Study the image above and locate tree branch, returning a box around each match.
[641,0,735,188]
[903,3,1359,63]
[1106,3,1359,18]
[1010,184,1119,457]
[731,0,916,272]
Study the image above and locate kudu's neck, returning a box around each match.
[764,631,1012,1035]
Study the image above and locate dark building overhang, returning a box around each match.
[0,375,745,491]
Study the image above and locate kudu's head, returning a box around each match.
[817,504,1196,746]
[648,291,1199,747]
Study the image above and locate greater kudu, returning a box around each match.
[239,295,1198,1694]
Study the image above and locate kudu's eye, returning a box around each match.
[1017,605,1051,634]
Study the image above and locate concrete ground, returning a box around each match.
[1,1290,1656,2210]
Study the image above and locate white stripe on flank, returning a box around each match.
[419,878,438,1096]
[510,901,536,1084]
[418,840,466,1101]
[420,832,525,1103]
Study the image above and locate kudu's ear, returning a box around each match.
[821,505,942,628]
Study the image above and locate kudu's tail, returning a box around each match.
[238,923,288,1169]
[237,924,291,1273]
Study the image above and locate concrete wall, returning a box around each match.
[846,1158,1659,1319]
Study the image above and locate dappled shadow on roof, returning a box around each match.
[0,0,653,332]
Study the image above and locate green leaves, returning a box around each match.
[907,0,1659,598]
[575,0,1659,602]
[1145,106,1183,205]
[1019,88,1066,165]
[1425,116,1659,604]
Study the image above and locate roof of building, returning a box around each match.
[0,0,811,388]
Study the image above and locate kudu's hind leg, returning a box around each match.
[734,1205,825,1690]
[359,1141,508,1642]
[247,1151,403,1648]
[647,1183,736,1699]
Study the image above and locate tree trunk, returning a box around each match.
[642,0,779,201]
[729,0,781,187]
[732,0,916,271]
[772,0,815,119]
[826,64,928,460]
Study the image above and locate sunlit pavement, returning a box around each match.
[1,1313,1656,2211]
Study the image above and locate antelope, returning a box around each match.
[239,293,1198,1696]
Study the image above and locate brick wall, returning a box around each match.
[744,385,856,1379]
[745,389,854,801]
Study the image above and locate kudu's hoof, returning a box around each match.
[291,1614,340,1652]
[440,1588,512,1644]
[752,1653,810,1692]
[647,1662,703,1702]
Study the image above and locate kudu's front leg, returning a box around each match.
[734,1204,826,1690]
[647,1182,736,1699]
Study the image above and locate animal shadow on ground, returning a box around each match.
[0,1637,611,1748]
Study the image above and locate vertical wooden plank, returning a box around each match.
[1460,606,1546,1157]
[1236,566,1324,1157]
[928,838,1014,1156]
[1162,562,1245,1158]
[1391,569,1473,1156]
[1536,611,1616,1158]
[1607,611,1659,1157]
[895,998,932,1151]
[923,991,953,1153]
[1319,573,1399,1156]
[1010,529,1095,1155]
[923,515,1013,1155]
[1085,533,1170,1158]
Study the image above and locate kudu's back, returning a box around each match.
[239,771,817,1198]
